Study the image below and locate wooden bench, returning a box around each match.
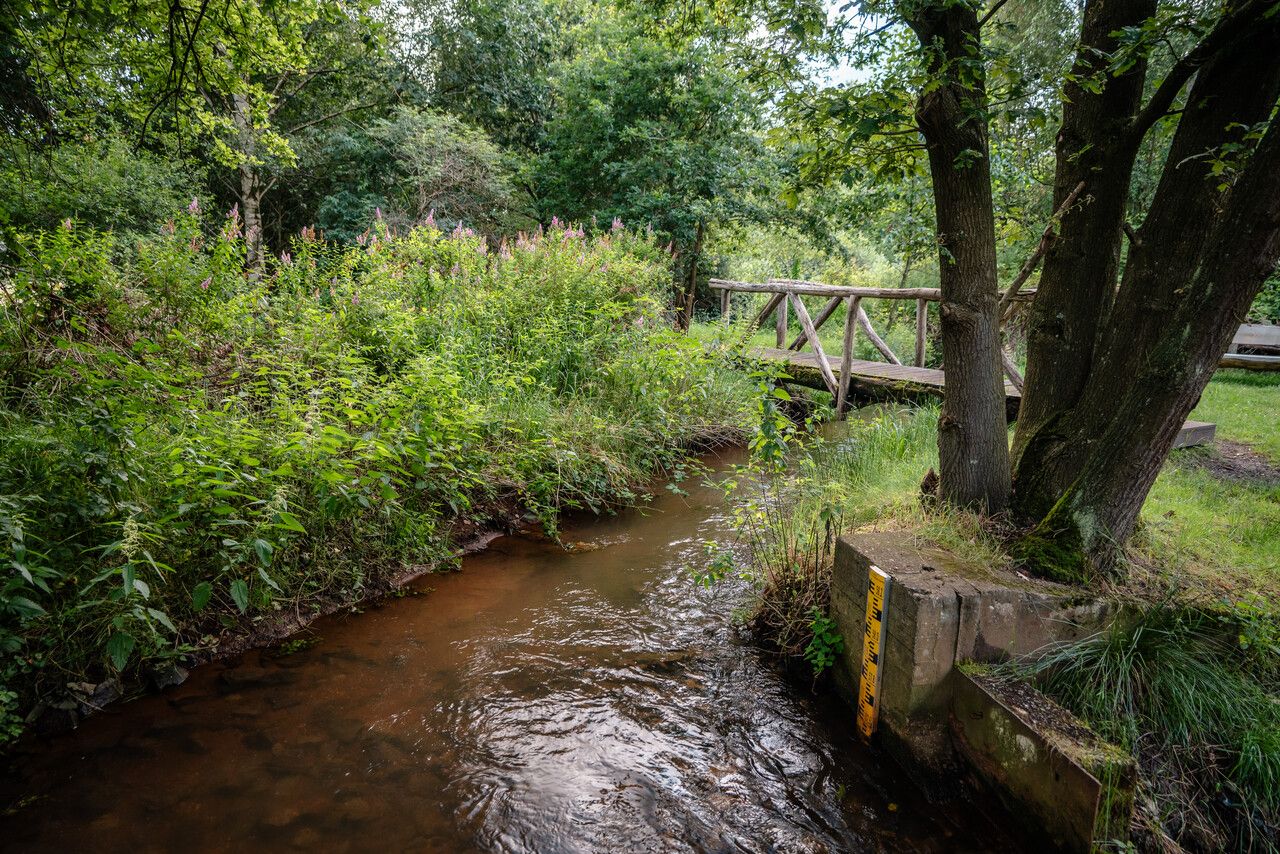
[1222,323,1280,370]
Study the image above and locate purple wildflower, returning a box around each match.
[611,217,623,232]
[200,276,212,291]
[188,197,200,215]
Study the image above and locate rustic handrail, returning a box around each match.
[710,278,943,301]
[714,275,1031,414]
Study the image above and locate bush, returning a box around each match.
[1008,603,1280,852]
[0,209,752,741]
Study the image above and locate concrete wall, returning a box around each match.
[829,532,1118,821]
[951,670,1135,853]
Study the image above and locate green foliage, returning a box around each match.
[1008,603,1280,850]
[0,136,202,244]
[533,21,775,256]
[803,607,843,677]
[0,209,752,743]
[1250,272,1280,323]
[368,107,518,234]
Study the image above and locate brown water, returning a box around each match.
[1,448,1016,853]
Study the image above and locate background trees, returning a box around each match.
[3,0,1278,580]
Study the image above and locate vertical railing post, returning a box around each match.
[720,288,731,324]
[914,298,927,367]
[776,293,788,348]
[837,296,860,416]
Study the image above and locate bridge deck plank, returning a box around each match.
[751,347,1213,447]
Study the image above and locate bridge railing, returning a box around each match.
[708,277,1033,411]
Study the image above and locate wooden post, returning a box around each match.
[776,295,789,348]
[837,297,860,415]
[856,304,902,365]
[914,298,927,367]
[789,296,842,350]
[1001,348,1025,393]
[720,288,731,324]
[789,293,839,396]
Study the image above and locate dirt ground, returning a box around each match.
[1182,439,1280,484]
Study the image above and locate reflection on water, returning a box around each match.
[1,448,1015,853]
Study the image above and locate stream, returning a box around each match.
[1,446,1017,853]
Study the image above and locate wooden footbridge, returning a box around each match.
[709,277,1215,449]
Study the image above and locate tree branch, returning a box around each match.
[1129,0,1270,142]
[977,0,1009,29]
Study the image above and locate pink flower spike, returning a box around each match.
[188,197,200,215]
[375,206,383,220]
[200,276,212,290]
[352,293,359,305]
[611,217,623,232]
[426,209,436,227]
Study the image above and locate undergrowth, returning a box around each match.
[0,208,753,742]
[1005,602,1280,852]
[716,386,1280,850]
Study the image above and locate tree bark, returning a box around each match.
[1013,15,1280,522]
[232,90,267,275]
[1010,0,1155,516]
[680,219,705,331]
[904,2,1009,513]
[1016,115,1280,579]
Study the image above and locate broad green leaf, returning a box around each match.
[257,567,281,592]
[147,607,177,633]
[106,632,135,670]
[229,579,250,613]
[192,581,213,611]
[253,538,274,567]
[274,512,306,533]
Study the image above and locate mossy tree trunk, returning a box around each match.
[1010,0,1156,504]
[1011,11,1280,579]
[903,1,1010,513]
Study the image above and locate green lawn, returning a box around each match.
[1190,368,1280,460]
[1140,370,1280,594]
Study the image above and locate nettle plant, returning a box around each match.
[0,207,752,729]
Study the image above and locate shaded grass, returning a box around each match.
[1006,604,1280,852]
[1137,461,1280,596]
[1191,369,1280,462]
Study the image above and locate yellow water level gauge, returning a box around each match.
[856,564,892,740]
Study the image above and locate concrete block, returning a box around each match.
[951,670,1135,853]
[830,532,1113,796]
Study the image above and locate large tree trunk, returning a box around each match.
[1013,17,1280,533]
[1015,115,1280,579]
[904,3,1009,512]
[1009,0,1155,518]
[239,165,266,274]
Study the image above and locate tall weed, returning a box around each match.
[0,210,752,739]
